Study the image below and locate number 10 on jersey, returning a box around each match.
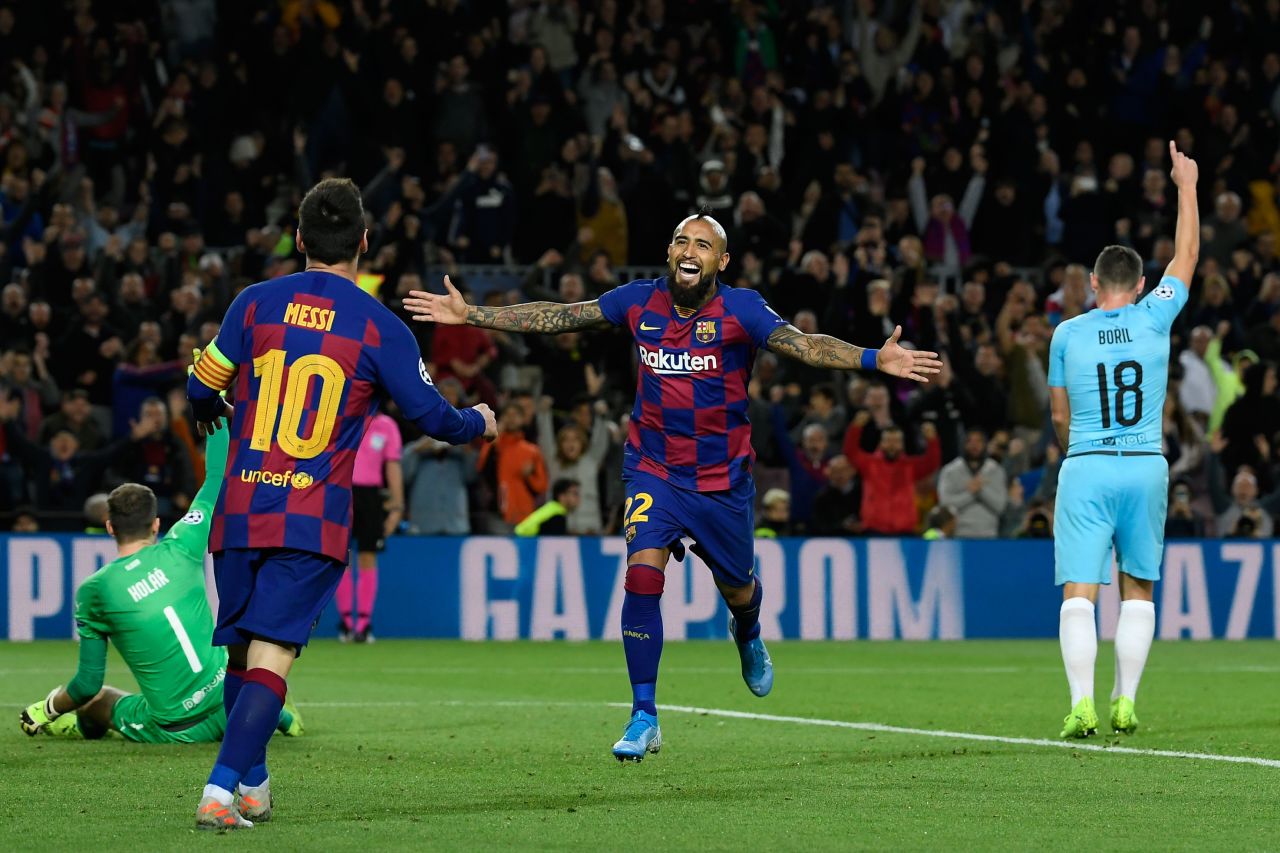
[250,348,347,459]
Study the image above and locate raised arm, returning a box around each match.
[1164,140,1199,286]
[766,323,941,383]
[404,275,611,334]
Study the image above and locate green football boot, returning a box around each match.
[1060,697,1099,738]
[1110,696,1139,734]
[277,697,304,737]
[43,713,84,739]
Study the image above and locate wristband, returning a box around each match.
[44,686,64,721]
[860,349,879,371]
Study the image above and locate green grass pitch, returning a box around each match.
[2,639,1279,851]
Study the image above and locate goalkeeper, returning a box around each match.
[19,411,301,744]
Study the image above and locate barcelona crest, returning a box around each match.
[695,320,718,344]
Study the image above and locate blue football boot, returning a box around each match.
[730,617,774,697]
[611,710,662,762]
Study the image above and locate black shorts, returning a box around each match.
[352,486,387,553]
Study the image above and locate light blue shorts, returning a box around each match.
[1053,453,1168,585]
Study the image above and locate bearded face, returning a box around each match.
[667,217,728,310]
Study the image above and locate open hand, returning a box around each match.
[876,326,942,383]
[404,275,470,325]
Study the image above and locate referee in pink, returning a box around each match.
[336,411,404,643]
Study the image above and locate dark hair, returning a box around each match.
[552,478,580,500]
[298,178,366,265]
[1093,245,1143,292]
[811,383,837,403]
[926,505,955,528]
[107,483,158,544]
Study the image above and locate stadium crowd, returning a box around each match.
[3,0,1280,539]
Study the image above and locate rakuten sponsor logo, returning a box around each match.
[637,345,718,375]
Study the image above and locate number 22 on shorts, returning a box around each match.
[623,492,653,542]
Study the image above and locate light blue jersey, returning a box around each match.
[1048,275,1189,455]
[1048,274,1188,585]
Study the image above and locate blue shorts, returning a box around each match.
[213,548,347,648]
[623,469,756,588]
[1054,454,1168,585]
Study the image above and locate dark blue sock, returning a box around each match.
[207,670,285,793]
[242,749,268,788]
[621,565,665,717]
[218,669,268,789]
[223,668,244,718]
[728,579,763,643]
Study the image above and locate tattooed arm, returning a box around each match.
[403,275,612,333]
[766,324,865,369]
[765,323,943,383]
[462,300,611,333]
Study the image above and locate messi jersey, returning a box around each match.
[599,277,787,491]
[1048,274,1189,455]
[189,270,485,561]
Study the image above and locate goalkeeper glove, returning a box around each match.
[19,687,65,736]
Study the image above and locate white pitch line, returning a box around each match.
[647,704,1280,769]
[291,698,1280,769]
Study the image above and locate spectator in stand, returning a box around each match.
[845,412,940,536]
[753,488,791,538]
[38,389,103,451]
[403,384,476,534]
[536,396,611,535]
[110,397,194,519]
[789,383,847,444]
[908,149,986,277]
[1179,326,1220,426]
[1219,361,1280,490]
[1202,191,1249,265]
[430,300,498,407]
[810,454,862,536]
[922,505,957,540]
[110,338,185,439]
[0,348,59,439]
[1204,317,1255,427]
[0,394,129,514]
[936,428,1008,539]
[1165,480,1207,538]
[514,478,582,537]
[449,148,516,263]
[478,402,548,531]
[770,400,832,532]
[1207,451,1277,540]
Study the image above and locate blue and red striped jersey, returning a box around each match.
[188,270,485,561]
[599,277,787,492]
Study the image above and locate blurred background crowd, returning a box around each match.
[3,0,1280,540]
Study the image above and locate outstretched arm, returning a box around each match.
[404,275,612,334]
[766,323,942,383]
[1164,140,1199,286]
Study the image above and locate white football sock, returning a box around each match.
[1112,599,1156,702]
[1059,597,1097,706]
[203,784,234,806]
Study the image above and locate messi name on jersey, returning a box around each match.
[283,301,337,331]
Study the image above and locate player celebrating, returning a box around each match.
[1049,142,1198,738]
[404,213,940,761]
[18,424,300,745]
[187,178,496,829]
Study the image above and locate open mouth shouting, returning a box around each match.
[674,260,702,287]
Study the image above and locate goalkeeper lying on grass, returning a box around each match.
[19,407,301,745]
